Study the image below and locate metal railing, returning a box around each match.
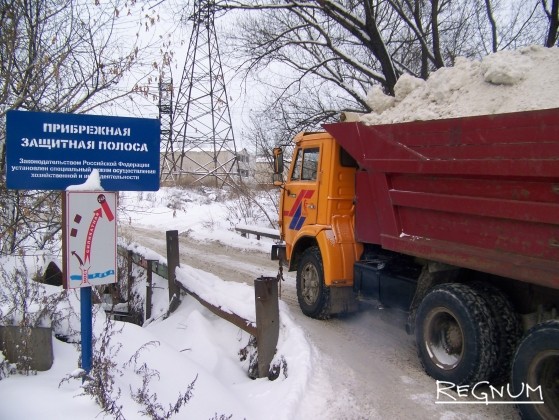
[234,225,280,240]
[118,230,279,379]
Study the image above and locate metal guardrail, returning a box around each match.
[235,225,280,240]
[117,231,280,379]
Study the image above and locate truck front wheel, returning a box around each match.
[511,320,559,420]
[415,283,497,385]
[297,246,330,319]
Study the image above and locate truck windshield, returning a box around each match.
[291,147,319,181]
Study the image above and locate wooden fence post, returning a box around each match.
[254,276,279,378]
[127,250,133,312]
[166,230,181,313]
[145,259,157,320]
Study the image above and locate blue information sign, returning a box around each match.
[6,110,160,191]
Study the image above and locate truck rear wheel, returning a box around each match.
[471,282,522,385]
[511,320,559,420]
[415,283,497,385]
[297,246,330,319]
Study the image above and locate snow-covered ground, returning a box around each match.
[0,183,524,420]
[0,186,522,420]
[0,186,308,419]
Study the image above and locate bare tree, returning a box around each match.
[0,0,164,255]
[0,0,156,117]
[541,0,559,46]
[220,0,551,133]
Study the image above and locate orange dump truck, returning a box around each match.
[272,108,559,419]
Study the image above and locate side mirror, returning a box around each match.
[273,147,284,174]
[272,147,284,185]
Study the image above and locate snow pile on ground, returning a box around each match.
[0,234,312,420]
[362,45,559,125]
[0,186,306,419]
[119,187,278,253]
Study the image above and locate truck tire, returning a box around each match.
[471,282,522,385]
[296,246,330,319]
[415,283,498,386]
[511,320,559,420]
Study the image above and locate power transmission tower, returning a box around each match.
[158,74,174,179]
[159,0,240,187]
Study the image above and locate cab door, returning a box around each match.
[282,145,321,241]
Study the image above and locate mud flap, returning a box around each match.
[328,286,358,314]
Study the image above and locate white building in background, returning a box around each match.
[160,148,274,186]
[254,154,274,185]
[236,148,251,179]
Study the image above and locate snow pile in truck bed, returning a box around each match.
[361,45,559,125]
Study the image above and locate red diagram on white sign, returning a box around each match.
[66,192,117,288]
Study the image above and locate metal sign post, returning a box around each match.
[80,286,93,376]
[64,191,118,376]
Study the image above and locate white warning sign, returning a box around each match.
[65,191,117,288]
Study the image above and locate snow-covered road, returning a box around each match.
[122,225,520,419]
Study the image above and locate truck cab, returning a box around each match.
[273,131,363,318]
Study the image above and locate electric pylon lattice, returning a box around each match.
[159,0,240,187]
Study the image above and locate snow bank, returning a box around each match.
[362,45,559,125]
[119,188,277,253]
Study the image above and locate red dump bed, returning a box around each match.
[324,108,559,290]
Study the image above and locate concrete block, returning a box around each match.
[0,325,54,371]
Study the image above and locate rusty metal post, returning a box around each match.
[166,230,180,312]
[127,250,133,312]
[254,276,279,379]
[145,259,157,320]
